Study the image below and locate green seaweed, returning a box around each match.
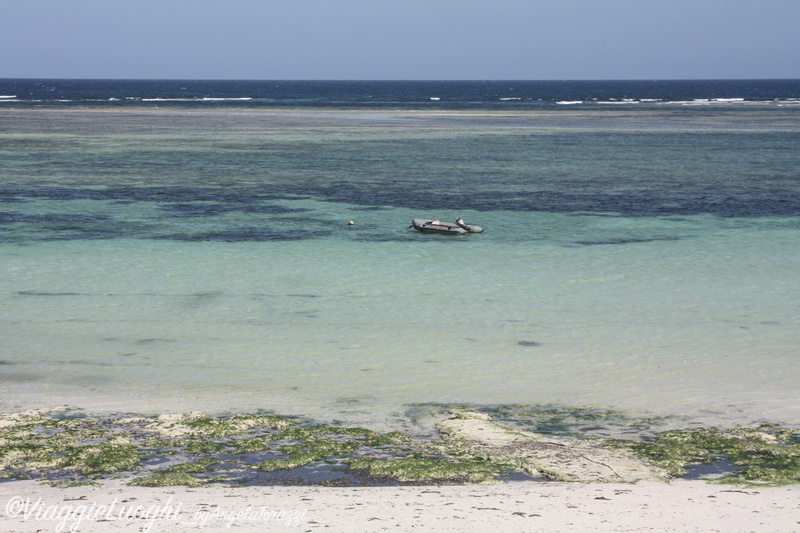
[257,451,319,472]
[57,439,143,476]
[130,471,205,487]
[141,438,186,449]
[1,442,51,467]
[364,432,413,446]
[605,426,800,486]
[44,480,102,487]
[4,407,797,487]
[276,425,412,447]
[256,438,360,472]
[348,456,513,483]
[321,427,375,438]
[182,414,292,438]
[277,426,324,441]
[185,440,230,454]
[127,459,221,487]
[228,435,279,453]
[0,471,31,480]
[280,438,359,457]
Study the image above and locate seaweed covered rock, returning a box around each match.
[436,410,670,483]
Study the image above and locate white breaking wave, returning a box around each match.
[664,98,751,106]
[137,97,253,102]
[556,101,583,105]
[499,97,521,101]
[141,98,198,102]
[201,97,252,101]
[0,95,16,99]
[597,99,641,105]
[429,97,440,101]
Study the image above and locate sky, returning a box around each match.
[1,0,798,80]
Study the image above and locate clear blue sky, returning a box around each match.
[2,0,798,80]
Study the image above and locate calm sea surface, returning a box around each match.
[1,80,799,431]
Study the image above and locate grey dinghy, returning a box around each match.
[411,217,484,235]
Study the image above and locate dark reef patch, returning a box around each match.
[156,227,328,242]
[4,184,800,219]
[135,338,178,345]
[158,202,307,218]
[517,341,542,347]
[576,237,681,246]
[15,291,82,296]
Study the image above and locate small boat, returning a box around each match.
[410,217,484,235]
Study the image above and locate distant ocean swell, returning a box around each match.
[1,79,799,108]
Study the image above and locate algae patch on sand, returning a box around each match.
[131,471,206,488]
[2,407,798,487]
[604,425,800,487]
[57,437,143,476]
[0,408,420,486]
[348,455,514,484]
[256,438,359,472]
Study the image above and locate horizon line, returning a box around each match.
[3,77,800,83]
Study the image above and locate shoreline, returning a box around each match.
[4,373,800,436]
[2,406,799,490]
[2,479,798,532]
[4,390,800,439]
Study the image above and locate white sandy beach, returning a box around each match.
[1,479,798,533]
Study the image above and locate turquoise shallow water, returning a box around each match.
[1,107,799,429]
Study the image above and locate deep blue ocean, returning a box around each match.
[3,78,800,109]
[2,79,799,431]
